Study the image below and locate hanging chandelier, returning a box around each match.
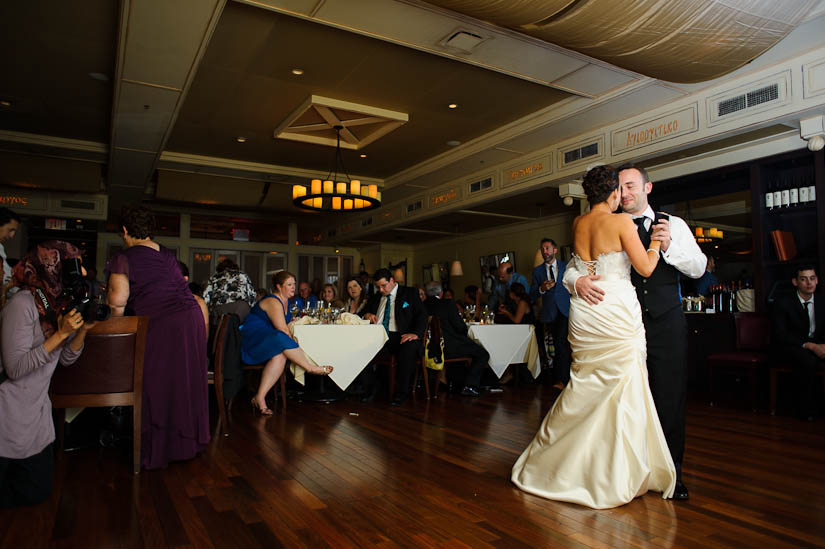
[292,125,381,212]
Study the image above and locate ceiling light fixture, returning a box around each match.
[292,68,304,75]
[236,136,247,143]
[448,103,458,109]
[292,125,381,212]
[360,154,367,158]
[446,140,461,147]
[0,100,11,108]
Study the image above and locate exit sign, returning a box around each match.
[45,218,67,230]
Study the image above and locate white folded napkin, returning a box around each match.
[338,312,370,325]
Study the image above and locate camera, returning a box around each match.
[61,258,111,322]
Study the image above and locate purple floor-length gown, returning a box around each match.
[106,245,209,470]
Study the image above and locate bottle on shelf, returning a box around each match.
[772,178,782,211]
[799,174,810,203]
[765,180,774,210]
[808,175,816,203]
[789,175,799,207]
[780,176,790,208]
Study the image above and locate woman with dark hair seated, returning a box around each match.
[0,241,94,506]
[498,282,534,324]
[106,205,209,470]
[241,271,332,415]
[202,258,256,323]
[345,276,367,315]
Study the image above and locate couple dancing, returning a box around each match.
[512,164,706,509]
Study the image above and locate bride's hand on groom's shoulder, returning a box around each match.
[575,275,604,306]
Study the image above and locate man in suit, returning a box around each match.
[424,281,490,396]
[772,265,824,420]
[530,238,571,388]
[362,268,427,405]
[565,163,706,500]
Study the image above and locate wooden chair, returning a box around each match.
[50,316,148,474]
[707,313,771,411]
[769,360,825,415]
[208,314,231,436]
[428,315,473,394]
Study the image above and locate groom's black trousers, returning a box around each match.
[642,306,688,480]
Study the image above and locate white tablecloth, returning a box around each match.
[467,324,540,379]
[290,324,388,390]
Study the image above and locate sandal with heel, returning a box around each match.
[251,397,273,416]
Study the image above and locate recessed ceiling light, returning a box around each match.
[448,103,458,109]
[89,72,109,82]
[292,68,304,76]
[446,140,461,147]
[360,154,367,158]
[0,100,11,108]
[236,136,247,143]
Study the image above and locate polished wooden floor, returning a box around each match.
[2,384,824,548]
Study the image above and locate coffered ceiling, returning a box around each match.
[1,0,824,244]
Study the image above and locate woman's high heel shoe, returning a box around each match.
[306,365,333,376]
[251,397,273,416]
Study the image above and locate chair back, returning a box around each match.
[50,316,148,403]
[735,313,770,352]
[211,314,231,380]
[429,314,443,344]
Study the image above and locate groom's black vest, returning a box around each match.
[631,219,682,319]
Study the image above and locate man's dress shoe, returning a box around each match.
[460,386,480,397]
[673,480,689,500]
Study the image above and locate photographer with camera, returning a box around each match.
[0,241,96,507]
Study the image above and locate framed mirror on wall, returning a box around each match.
[479,251,515,294]
[422,262,449,284]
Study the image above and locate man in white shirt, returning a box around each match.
[0,208,21,287]
[773,265,824,420]
[565,163,706,501]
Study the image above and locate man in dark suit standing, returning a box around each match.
[424,281,490,396]
[530,238,571,388]
[362,268,427,405]
[772,265,824,420]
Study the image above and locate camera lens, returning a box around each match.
[95,303,111,322]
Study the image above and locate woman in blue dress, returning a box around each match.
[241,271,332,415]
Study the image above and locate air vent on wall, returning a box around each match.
[60,199,96,210]
[469,177,492,194]
[406,200,423,214]
[563,142,599,165]
[718,84,778,117]
[441,30,484,53]
[708,71,789,127]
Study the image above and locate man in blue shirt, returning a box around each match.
[288,280,318,311]
[488,261,529,314]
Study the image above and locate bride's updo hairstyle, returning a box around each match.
[582,165,619,206]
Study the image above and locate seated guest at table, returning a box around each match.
[497,283,534,325]
[415,284,427,303]
[345,276,367,315]
[203,259,256,323]
[241,271,333,415]
[288,280,318,312]
[458,285,482,320]
[772,264,824,420]
[362,268,427,405]
[0,241,94,507]
[320,283,345,309]
[425,282,490,396]
[489,261,529,315]
[106,205,209,470]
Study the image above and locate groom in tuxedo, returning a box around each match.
[567,163,706,500]
[530,238,571,387]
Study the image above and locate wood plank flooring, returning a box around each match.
[1,385,824,548]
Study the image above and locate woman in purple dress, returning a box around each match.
[106,206,209,470]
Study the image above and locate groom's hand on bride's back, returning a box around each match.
[575,276,605,306]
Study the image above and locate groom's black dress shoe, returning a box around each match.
[673,481,689,500]
[390,393,409,406]
[460,386,480,397]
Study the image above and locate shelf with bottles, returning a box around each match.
[763,202,817,216]
[760,163,816,211]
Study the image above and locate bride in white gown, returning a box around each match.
[511,165,675,509]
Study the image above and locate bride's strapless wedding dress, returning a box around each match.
[511,251,675,509]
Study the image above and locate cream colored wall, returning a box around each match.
[409,212,575,287]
